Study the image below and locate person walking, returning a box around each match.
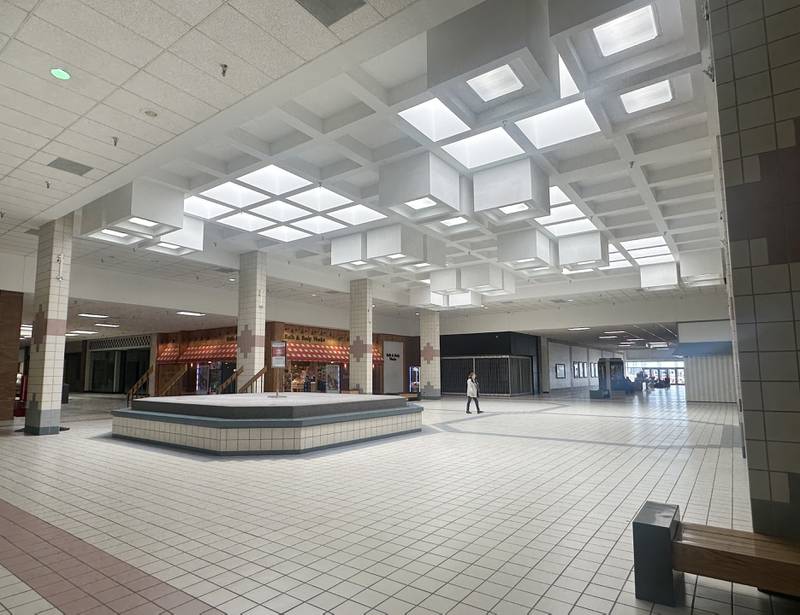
[466,371,482,414]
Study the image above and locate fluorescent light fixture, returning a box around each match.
[398,97,469,142]
[648,342,669,348]
[636,254,675,265]
[70,330,98,335]
[386,253,406,260]
[328,205,386,225]
[250,200,308,222]
[621,80,672,113]
[598,335,617,339]
[100,228,127,238]
[292,215,345,234]
[563,267,593,274]
[218,212,273,232]
[499,203,529,215]
[237,164,310,195]
[627,245,671,258]
[184,196,232,220]
[546,218,597,237]
[627,338,645,341]
[466,64,523,102]
[441,217,468,227]
[515,100,600,148]
[593,5,658,57]
[176,311,205,317]
[535,204,584,226]
[558,56,578,98]
[78,313,108,319]
[605,331,627,334]
[156,242,181,250]
[288,186,351,212]
[406,197,437,210]
[621,236,666,250]
[128,217,157,228]
[259,225,311,242]
[568,327,590,331]
[352,260,367,266]
[442,127,524,169]
[64,333,78,337]
[95,323,120,328]
[200,182,266,208]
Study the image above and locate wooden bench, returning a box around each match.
[633,501,800,606]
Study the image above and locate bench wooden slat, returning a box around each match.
[673,524,800,597]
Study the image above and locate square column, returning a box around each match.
[0,291,23,423]
[419,310,441,399]
[349,279,373,393]
[237,251,267,392]
[26,215,73,435]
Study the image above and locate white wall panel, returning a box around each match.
[684,353,736,403]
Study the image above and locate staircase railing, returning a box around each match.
[126,365,154,406]
[216,367,243,394]
[160,364,189,397]
[238,366,269,393]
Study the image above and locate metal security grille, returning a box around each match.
[88,335,151,351]
[442,355,533,396]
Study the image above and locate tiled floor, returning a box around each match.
[0,390,797,614]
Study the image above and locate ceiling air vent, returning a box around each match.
[47,157,93,176]
[296,0,365,26]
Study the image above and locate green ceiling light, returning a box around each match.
[50,68,71,80]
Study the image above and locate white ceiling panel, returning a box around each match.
[85,104,176,146]
[55,131,138,167]
[123,72,217,123]
[104,89,195,134]
[150,0,224,26]
[80,0,190,48]
[147,50,245,109]
[0,0,28,36]
[0,105,61,139]
[0,87,79,127]
[330,4,383,41]
[0,60,97,114]
[69,118,153,157]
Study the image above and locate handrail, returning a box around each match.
[160,364,188,397]
[126,365,154,406]
[238,366,268,393]
[216,367,243,394]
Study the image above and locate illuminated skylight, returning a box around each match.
[259,226,311,242]
[546,218,597,237]
[78,313,108,319]
[626,245,671,258]
[328,205,386,225]
[621,79,673,113]
[466,64,523,101]
[568,327,590,331]
[100,229,127,238]
[250,200,308,222]
[635,254,675,265]
[621,235,666,250]
[441,217,468,227]
[406,197,437,210]
[218,212,273,232]
[156,242,180,250]
[398,98,470,142]
[515,99,600,148]
[288,186,351,212]
[442,127,524,169]
[292,215,345,234]
[184,196,232,220]
[176,311,205,317]
[534,204,584,226]
[200,182,266,208]
[128,217,157,227]
[499,203,529,215]
[558,56,578,97]
[237,164,310,195]
[593,5,658,57]
[599,261,633,270]
[549,186,570,205]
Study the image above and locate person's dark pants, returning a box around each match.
[466,396,480,412]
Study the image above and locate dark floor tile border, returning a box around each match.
[0,498,222,614]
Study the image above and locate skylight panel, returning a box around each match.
[184,196,233,220]
[515,100,600,148]
[635,254,675,265]
[398,98,470,142]
[287,187,351,212]
[558,56,579,98]
[217,212,273,232]
[328,205,386,225]
[593,5,658,57]
[251,200,308,222]
[237,165,311,195]
[620,80,673,113]
[291,216,345,234]
[259,226,311,242]
[546,218,597,237]
[621,235,666,250]
[549,186,571,205]
[467,64,524,101]
[200,182,266,208]
[534,204,584,226]
[441,127,524,169]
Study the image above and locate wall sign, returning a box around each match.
[271,341,287,369]
[383,340,404,394]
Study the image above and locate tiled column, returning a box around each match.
[237,251,267,393]
[26,215,73,435]
[0,290,23,423]
[349,279,373,394]
[711,2,800,538]
[419,310,441,399]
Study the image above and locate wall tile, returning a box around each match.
[758,351,799,380]
[729,0,764,28]
[748,439,769,469]
[765,0,800,16]
[730,239,751,267]
[732,267,753,295]
[744,410,766,439]
[734,71,772,103]
[757,321,797,350]
[749,469,771,499]
[770,471,791,502]
[771,60,800,93]
[742,380,764,409]
[767,441,800,472]
[731,19,767,52]
[752,264,789,292]
[735,295,756,322]
[765,411,800,441]
[738,98,774,130]
[777,119,798,147]
[739,351,761,379]
[738,322,758,350]
[754,293,793,321]
[768,32,800,66]
[740,124,777,155]
[762,381,800,410]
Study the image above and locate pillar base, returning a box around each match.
[24,425,60,435]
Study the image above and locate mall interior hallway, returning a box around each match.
[0,390,794,615]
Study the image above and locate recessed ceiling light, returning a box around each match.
[100,228,127,238]
[50,68,71,80]
[598,335,617,339]
[406,197,437,210]
[621,236,666,250]
[70,330,98,335]
[466,64,523,102]
[237,165,310,195]
[78,313,108,319]
[259,225,311,242]
[558,56,578,98]
[398,97,470,142]
[200,182,266,208]
[499,203,528,215]
[563,267,593,274]
[534,204,584,226]
[441,217,468,227]
[184,196,233,220]
[515,99,600,148]
[228,277,237,282]
[128,217,158,227]
[328,204,386,225]
[156,242,180,250]
[620,79,673,113]
[545,218,597,237]
[593,5,658,57]
[605,330,626,334]
[217,211,273,232]
[64,333,79,337]
[352,260,368,266]
[627,338,646,341]
[142,109,158,118]
[386,253,406,260]
[442,127,524,169]
[568,327,590,331]
[288,186,351,212]
[291,215,345,234]
[250,200,308,222]
[176,311,205,317]
[95,323,120,328]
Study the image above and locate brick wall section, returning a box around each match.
[349,279,373,394]
[712,0,800,538]
[237,251,267,392]
[0,291,23,422]
[419,310,441,399]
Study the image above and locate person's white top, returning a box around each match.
[466,378,478,398]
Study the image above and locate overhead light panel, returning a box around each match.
[128,217,157,228]
[237,164,310,195]
[288,186,351,212]
[515,100,600,149]
[442,127,524,169]
[200,182,266,208]
[546,218,597,237]
[406,197,437,210]
[250,200,308,222]
[398,97,469,142]
[441,217,468,227]
[184,196,232,220]
[568,327,590,331]
[292,215,345,234]
[259,226,312,242]
[70,330,97,335]
[534,204,584,226]
[50,68,71,80]
[593,5,658,57]
[466,64,523,102]
[95,323,120,328]
[500,203,528,215]
[621,236,666,250]
[217,212,273,232]
[621,80,672,114]
[176,311,205,317]
[78,313,108,319]
[328,205,386,225]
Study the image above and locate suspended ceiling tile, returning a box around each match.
[80,0,191,48]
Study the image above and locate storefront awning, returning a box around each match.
[157,344,180,363]
[285,341,385,364]
[181,341,237,362]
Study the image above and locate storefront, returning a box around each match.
[155,328,237,395]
